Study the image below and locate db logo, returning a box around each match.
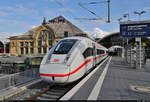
[53,59,59,62]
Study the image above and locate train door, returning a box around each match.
[92,43,96,67]
[83,48,93,72]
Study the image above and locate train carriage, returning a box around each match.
[40,37,108,84]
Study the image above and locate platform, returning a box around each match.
[60,56,150,100]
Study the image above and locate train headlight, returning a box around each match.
[64,54,71,64]
[46,55,52,64]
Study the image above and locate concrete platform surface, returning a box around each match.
[61,56,150,100]
[99,57,150,100]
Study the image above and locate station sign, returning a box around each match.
[120,20,150,37]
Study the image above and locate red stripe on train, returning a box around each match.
[40,59,91,77]
[40,54,107,77]
[93,53,107,61]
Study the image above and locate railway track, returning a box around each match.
[5,57,109,101]
[5,80,78,101]
[28,83,75,101]
[4,80,50,101]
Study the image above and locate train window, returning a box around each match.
[96,49,99,55]
[53,39,77,54]
[101,50,105,54]
[97,49,105,55]
[83,48,93,58]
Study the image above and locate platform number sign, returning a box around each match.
[120,21,150,37]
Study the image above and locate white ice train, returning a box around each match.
[40,37,108,84]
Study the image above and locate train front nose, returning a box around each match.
[40,64,70,83]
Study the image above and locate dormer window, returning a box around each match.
[49,16,65,23]
[55,19,59,23]
[58,17,65,22]
[64,31,68,37]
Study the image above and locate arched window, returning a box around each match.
[37,30,53,54]
[38,32,42,47]
[45,30,53,47]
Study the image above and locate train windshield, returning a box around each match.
[53,39,77,54]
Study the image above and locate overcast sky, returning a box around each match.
[0,0,150,38]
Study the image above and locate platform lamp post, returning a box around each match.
[118,18,125,58]
[134,10,146,69]
[134,11,146,21]
[123,13,130,21]
[123,13,130,45]
[117,18,122,22]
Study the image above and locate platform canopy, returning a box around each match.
[97,32,150,49]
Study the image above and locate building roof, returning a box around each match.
[10,16,85,40]
[47,16,84,38]
[9,27,38,40]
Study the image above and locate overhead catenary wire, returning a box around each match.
[53,0,111,38]
[74,18,104,20]
[54,0,90,33]
[78,0,110,23]
[80,1,107,5]
[78,2,104,19]
[55,0,108,23]
[46,0,87,36]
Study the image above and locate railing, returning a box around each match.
[0,68,40,91]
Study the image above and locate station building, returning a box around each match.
[9,16,89,56]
